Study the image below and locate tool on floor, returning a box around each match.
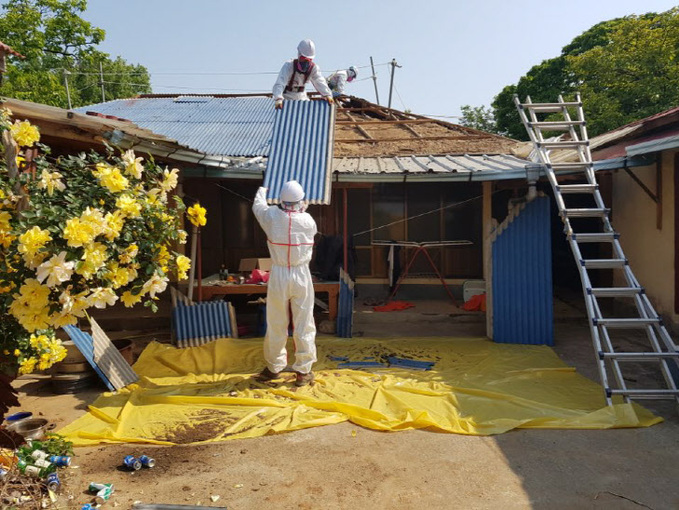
[514,93,679,406]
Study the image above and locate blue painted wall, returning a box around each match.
[492,196,553,345]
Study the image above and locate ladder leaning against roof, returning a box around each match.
[513,92,679,406]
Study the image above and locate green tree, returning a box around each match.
[488,11,674,139]
[0,0,151,108]
[568,9,679,135]
[459,105,500,134]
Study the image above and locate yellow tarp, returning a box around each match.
[58,337,661,446]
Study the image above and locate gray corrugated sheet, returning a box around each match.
[265,100,335,204]
[76,96,276,157]
[172,300,234,348]
[334,154,530,178]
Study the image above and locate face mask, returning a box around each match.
[296,58,311,73]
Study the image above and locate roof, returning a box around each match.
[77,95,275,157]
[0,97,207,163]
[79,93,520,158]
[265,100,334,204]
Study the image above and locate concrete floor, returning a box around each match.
[8,295,679,509]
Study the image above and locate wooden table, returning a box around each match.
[196,281,340,321]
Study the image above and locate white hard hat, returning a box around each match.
[280,180,305,202]
[297,39,316,59]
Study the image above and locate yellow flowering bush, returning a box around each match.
[0,112,192,377]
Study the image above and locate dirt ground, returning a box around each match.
[8,298,679,510]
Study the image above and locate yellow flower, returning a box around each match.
[13,349,20,356]
[142,273,168,298]
[160,167,179,193]
[0,232,15,249]
[103,210,125,241]
[122,149,144,179]
[36,251,75,288]
[94,164,128,193]
[18,226,51,256]
[81,207,107,233]
[178,230,188,244]
[155,245,171,267]
[187,203,207,227]
[118,244,138,264]
[87,287,118,309]
[18,357,38,375]
[0,211,10,231]
[176,255,191,280]
[121,290,142,308]
[10,120,40,147]
[115,194,142,218]
[63,218,94,248]
[78,242,107,278]
[37,169,66,196]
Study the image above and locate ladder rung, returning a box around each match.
[581,258,627,268]
[538,141,589,150]
[593,317,660,328]
[608,389,679,398]
[571,232,619,243]
[562,208,609,218]
[529,120,586,130]
[557,184,598,194]
[551,162,592,171]
[588,287,643,297]
[520,101,582,113]
[601,351,679,360]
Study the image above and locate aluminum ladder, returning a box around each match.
[514,93,679,406]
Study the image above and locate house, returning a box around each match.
[582,106,679,329]
[78,93,559,343]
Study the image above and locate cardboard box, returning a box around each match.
[239,258,272,273]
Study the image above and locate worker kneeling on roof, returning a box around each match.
[272,39,333,110]
[327,66,357,97]
[252,180,318,387]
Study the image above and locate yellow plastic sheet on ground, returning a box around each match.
[58,337,661,446]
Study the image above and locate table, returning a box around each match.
[196,281,340,321]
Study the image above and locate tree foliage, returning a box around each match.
[485,8,678,140]
[459,105,500,134]
[0,0,151,107]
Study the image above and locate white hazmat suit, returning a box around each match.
[272,61,332,102]
[252,186,318,375]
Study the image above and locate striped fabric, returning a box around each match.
[265,100,335,205]
[62,319,139,392]
[336,268,354,338]
[172,300,235,348]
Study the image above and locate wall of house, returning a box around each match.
[611,150,678,324]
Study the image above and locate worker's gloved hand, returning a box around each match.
[274,99,284,110]
[324,96,334,105]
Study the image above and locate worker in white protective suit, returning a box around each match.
[272,39,333,110]
[252,181,318,386]
[327,66,357,97]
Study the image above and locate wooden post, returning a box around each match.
[197,228,203,302]
[187,225,198,301]
[343,188,348,275]
[483,181,493,339]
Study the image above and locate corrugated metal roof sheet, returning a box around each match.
[334,154,530,176]
[491,196,553,345]
[77,96,276,157]
[265,100,335,205]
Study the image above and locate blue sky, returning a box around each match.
[84,0,677,118]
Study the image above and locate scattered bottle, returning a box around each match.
[139,455,155,468]
[49,455,71,467]
[122,455,142,470]
[46,472,60,491]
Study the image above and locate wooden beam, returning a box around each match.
[343,112,373,140]
[622,166,659,204]
[336,134,493,143]
[483,181,493,339]
[336,119,442,125]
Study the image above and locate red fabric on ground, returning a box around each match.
[373,301,415,312]
[462,293,486,312]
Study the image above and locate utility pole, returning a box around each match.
[387,58,401,109]
[99,61,105,102]
[370,56,380,105]
[63,69,72,109]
